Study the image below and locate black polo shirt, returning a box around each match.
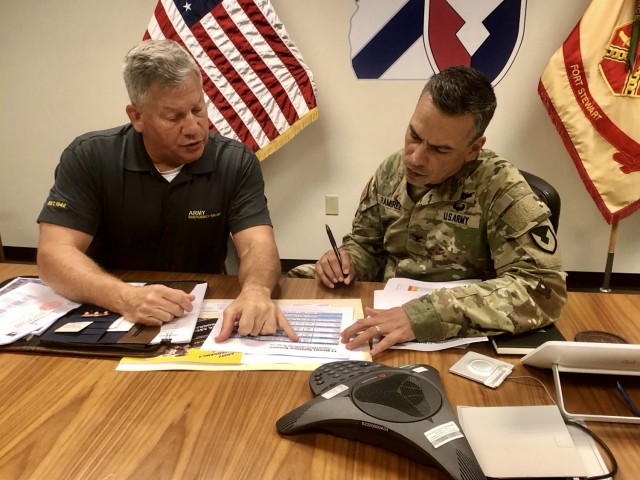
[38,124,272,273]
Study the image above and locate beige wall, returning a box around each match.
[1,0,638,274]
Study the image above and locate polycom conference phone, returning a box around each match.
[276,361,486,480]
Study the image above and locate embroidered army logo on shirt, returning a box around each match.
[187,210,221,220]
[441,210,480,228]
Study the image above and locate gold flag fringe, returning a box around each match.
[256,107,319,161]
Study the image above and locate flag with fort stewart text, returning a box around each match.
[144,0,318,160]
[538,0,640,223]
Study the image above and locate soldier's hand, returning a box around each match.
[340,306,416,356]
[316,248,353,288]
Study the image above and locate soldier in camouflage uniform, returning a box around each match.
[289,65,567,355]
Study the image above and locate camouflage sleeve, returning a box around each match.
[341,175,386,281]
[403,178,567,341]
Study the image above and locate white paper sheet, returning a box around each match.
[203,305,353,359]
[383,277,480,292]
[0,277,80,345]
[151,282,208,344]
[373,281,488,351]
[457,405,587,478]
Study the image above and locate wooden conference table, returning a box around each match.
[0,263,639,480]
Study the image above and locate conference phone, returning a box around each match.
[276,360,486,480]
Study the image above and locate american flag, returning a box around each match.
[144,0,318,160]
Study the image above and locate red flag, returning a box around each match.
[538,0,640,223]
[144,0,318,160]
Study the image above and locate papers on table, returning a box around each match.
[203,304,353,359]
[373,277,487,352]
[151,282,207,344]
[194,299,370,371]
[118,303,240,371]
[102,281,207,344]
[375,277,482,310]
[0,277,80,345]
[383,277,480,292]
[389,336,488,352]
[119,298,371,372]
[79,281,207,344]
[457,405,601,479]
[118,349,244,371]
[0,277,207,349]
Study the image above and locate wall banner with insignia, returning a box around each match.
[538,0,640,223]
[349,0,526,85]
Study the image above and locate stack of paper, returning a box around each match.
[118,298,371,372]
[0,277,208,353]
[457,405,608,478]
[372,277,487,352]
[0,277,80,345]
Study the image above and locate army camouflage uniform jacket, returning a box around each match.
[342,149,567,342]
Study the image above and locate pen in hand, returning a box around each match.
[325,224,345,276]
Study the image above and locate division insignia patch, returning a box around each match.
[360,176,373,203]
[530,225,557,254]
[599,21,640,97]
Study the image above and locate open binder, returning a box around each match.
[0,277,206,358]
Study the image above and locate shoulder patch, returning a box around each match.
[529,225,557,254]
[360,176,373,203]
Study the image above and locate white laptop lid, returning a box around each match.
[521,341,640,375]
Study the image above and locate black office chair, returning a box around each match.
[0,232,5,263]
[519,170,561,232]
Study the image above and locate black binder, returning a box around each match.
[0,277,205,358]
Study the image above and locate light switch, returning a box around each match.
[325,195,339,215]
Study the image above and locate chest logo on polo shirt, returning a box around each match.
[188,210,221,220]
[441,210,480,228]
[378,195,401,211]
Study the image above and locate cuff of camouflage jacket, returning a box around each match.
[402,297,445,342]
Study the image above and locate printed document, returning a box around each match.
[0,277,80,345]
[203,305,353,359]
[373,277,487,351]
[119,299,370,372]
[97,282,207,344]
[384,277,480,292]
[151,282,207,344]
[197,299,370,370]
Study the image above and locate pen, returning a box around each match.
[325,224,345,275]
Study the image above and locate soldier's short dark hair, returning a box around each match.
[421,66,497,141]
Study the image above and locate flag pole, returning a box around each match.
[599,221,619,292]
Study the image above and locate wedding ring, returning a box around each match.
[374,324,382,337]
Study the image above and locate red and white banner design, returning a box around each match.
[539,0,640,223]
[144,0,318,160]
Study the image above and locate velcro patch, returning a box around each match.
[502,193,549,237]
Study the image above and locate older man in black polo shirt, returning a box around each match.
[37,39,298,342]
